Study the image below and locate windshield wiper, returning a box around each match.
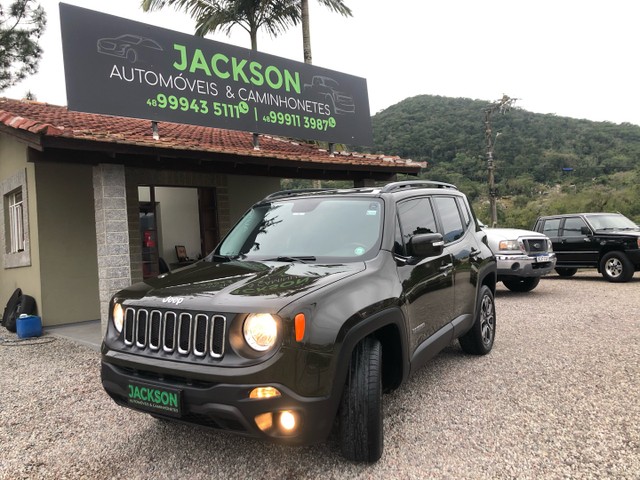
[210,254,241,262]
[266,256,316,263]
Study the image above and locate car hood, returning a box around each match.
[593,228,640,237]
[116,259,365,312]
[484,228,548,240]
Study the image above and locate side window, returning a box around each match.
[456,197,472,227]
[562,217,587,237]
[395,198,437,255]
[6,189,25,253]
[434,196,464,243]
[542,218,561,237]
[1,169,31,268]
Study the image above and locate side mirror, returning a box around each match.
[580,226,591,235]
[407,233,444,259]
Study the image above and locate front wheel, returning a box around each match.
[459,285,496,355]
[339,337,383,463]
[600,252,634,282]
[502,277,540,292]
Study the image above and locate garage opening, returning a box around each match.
[138,186,219,279]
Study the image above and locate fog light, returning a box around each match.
[279,410,297,432]
[255,412,273,432]
[250,387,281,399]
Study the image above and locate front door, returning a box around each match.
[558,216,599,266]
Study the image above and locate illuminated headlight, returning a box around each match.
[112,302,124,333]
[243,313,278,352]
[498,240,524,252]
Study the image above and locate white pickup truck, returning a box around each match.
[482,225,556,292]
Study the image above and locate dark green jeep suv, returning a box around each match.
[101,181,497,462]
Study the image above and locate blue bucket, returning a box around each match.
[16,314,42,338]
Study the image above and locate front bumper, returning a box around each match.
[496,252,557,278]
[101,350,339,445]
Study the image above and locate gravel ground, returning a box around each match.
[1,271,639,479]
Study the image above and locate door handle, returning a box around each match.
[439,263,453,272]
[470,248,481,258]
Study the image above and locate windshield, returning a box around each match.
[585,214,639,231]
[216,197,383,261]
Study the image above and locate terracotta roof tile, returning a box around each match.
[0,97,424,172]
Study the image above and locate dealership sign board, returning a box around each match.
[59,4,373,146]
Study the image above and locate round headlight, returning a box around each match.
[112,302,124,333]
[243,313,278,352]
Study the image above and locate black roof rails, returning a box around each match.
[263,188,336,200]
[264,186,382,201]
[380,180,458,193]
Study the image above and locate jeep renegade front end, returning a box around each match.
[101,181,497,462]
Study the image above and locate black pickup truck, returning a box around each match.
[533,212,640,282]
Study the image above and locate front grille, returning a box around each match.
[523,238,548,253]
[123,308,226,358]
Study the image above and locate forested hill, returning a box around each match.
[371,95,640,228]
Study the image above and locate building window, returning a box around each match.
[1,169,30,268]
[7,189,25,253]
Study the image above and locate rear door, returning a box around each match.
[395,197,454,354]
[539,218,565,262]
[433,195,476,320]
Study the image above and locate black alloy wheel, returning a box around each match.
[459,285,496,355]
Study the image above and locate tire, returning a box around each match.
[502,277,540,292]
[555,267,578,278]
[600,252,634,283]
[339,337,383,463]
[1,288,22,329]
[459,285,496,355]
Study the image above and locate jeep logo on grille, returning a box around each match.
[163,296,184,305]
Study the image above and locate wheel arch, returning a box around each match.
[480,268,497,296]
[333,307,409,398]
[597,246,627,266]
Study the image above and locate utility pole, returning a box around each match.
[484,95,516,227]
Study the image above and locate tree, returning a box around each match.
[141,0,300,50]
[0,0,46,91]
[301,0,351,64]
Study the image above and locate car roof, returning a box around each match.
[538,212,622,219]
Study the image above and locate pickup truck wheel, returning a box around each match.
[339,337,383,463]
[459,285,495,355]
[502,277,540,292]
[555,267,578,277]
[600,252,634,282]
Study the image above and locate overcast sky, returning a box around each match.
[4,0,640,126]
